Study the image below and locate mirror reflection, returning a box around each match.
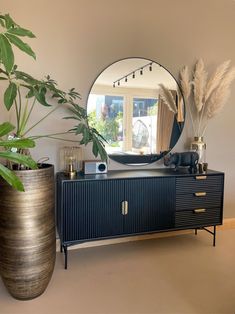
[87,58,185,164]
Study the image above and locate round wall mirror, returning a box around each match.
[87,57,185,165]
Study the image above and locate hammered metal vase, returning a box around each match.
[0,164,56,300]
[191,136,207,164]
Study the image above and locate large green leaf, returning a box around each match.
[34,89,51,106]
[0,151,37,169]
[4,82,17,110]
[0,34,14,72]
[8,27,36,38]
[0,138,35,148]
[75,123,85,134]
[25,86,35,98]
[0,17,5,27]
[5,33,36,60]
[92,140,98,157]
[0,163,24,191]
[4,14,15,29]
[92,135,107,161]
[82,127,90,145]
[0,122,15,137]
[15,70,39,85]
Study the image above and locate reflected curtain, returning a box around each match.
[156,91,176,154]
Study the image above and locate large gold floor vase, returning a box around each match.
[0,164,56,300]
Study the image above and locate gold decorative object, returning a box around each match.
[194,192,207,197]
[194,208,206,213]
[60,146,83,178]
[191,136,206,162]
[0,164,56,300]
[191,136,207,173]
[195,175,207,180]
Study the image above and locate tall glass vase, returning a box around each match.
[191,136,206,164]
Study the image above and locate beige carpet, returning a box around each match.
[1,229,235,314]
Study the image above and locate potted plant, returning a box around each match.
[0,13,107,300]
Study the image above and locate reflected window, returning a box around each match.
[88,94,158,155]
[132,98,158,154]
[88,94,124,153]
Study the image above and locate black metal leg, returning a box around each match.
[60,242,63,253]
[63,245,68,269]
[201,226,217,246]
[213,225,216,247]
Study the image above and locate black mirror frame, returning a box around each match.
[86,57,185,166]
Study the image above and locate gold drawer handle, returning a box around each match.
[194,208,206,213]
[125,201,128,215]
[195,176,207,180]
[194,192,207,197]
[121,201,125,215]
[121,201,128,215]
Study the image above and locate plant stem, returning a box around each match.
[198,102,207,136]
[23,97,37,131]
[187,103,196,135]
[14,99,20,133]
[18,98,28,136]
[29,131,74,140]
[43,136,80,142]
[17,87,22,133]
[202,124,208,137]
[23,105,60,136]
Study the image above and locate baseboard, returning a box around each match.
[218,217,235,230]
[56,217,235,252]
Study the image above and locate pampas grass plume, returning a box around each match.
[205,60,231,102]
[179,58,235,136]
[193,59,207,112]
[179,66,191,100]
[159,84,177,113]
[205,67,235,119]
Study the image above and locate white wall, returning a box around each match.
[1,0,235,217]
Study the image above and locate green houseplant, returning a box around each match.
[0,13,107,300]
[0,13,107,190]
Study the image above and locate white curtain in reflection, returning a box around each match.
[156,90,176,153]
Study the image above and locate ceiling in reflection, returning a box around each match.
[95,58,177,90]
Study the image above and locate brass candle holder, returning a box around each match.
[60,146,83,178]
[67,156,76,178]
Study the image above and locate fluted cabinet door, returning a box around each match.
[62,179,124,242]
[123,177,175,234]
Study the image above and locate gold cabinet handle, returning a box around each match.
[194,208,206,213]
[121,201,128,215]
[125,201,128,215]
[194,192,207,197]
[195,176,207,180]
[121,201,125,215]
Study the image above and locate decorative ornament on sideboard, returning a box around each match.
[190,136,206,165]
[60,146,83,178]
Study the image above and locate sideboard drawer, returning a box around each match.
[176,175,223,194]
[175,207,222,228]
[176,191,223,211]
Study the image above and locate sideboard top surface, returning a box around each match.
[57,168,224,182]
